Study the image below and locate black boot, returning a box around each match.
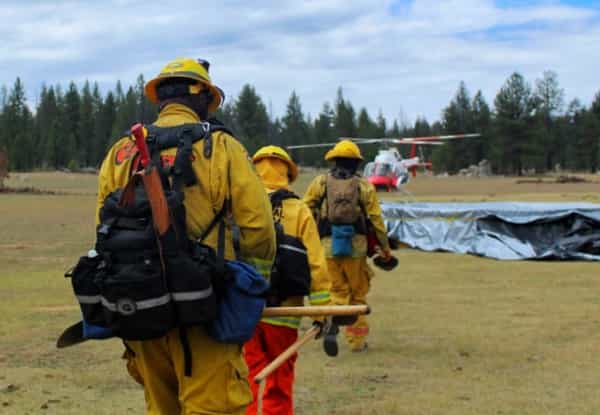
[323,323,339,357]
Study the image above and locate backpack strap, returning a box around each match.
[269,189,299,225]
[269,189,299,208]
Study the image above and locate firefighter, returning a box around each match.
[303,140,395,352]
[244,145,331,415]
[96,58,276,415]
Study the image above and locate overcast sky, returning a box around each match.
[2,0,599,126]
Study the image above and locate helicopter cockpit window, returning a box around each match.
[374,163,392,176]
[363,162,375,176]
[392,165,404,176]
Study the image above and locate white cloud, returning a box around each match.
[1,0,599,126]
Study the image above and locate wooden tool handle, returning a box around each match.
[130,123,150,168]
[262,305,370,317]
[254,325,320,384]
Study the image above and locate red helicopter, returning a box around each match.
[289,134,480,192]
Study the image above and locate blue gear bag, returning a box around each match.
[210,260,269,343]
[331,224,355,257]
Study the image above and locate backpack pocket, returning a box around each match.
[70,255,105,327]
[101,258,174,340]
[331,224,355,257]
[166,252,217,326]
[272,234,311,300]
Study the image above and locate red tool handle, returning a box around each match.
[130,123,150,168]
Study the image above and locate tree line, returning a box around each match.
[0,70,599,175]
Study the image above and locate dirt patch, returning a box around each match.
[0,243,35,250]
[516,175,590,184]
[0,187,66,195]
[0,186,64,195]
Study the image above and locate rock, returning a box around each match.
[0,384,17,393]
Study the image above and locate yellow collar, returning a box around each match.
[155,103,201,127]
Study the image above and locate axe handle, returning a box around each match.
[254,325,320,384]
[131,123,150,168]
[262,305,369,317]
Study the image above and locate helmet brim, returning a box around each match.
[252,153,299,182]
[145,74,224,113]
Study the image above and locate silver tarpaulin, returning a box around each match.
[382,202,600,260]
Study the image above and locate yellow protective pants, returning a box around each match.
[124,327,252,415]
[326,256,373,350]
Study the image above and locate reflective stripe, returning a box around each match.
[309,291,330,305]
[244,257,273,279]
[279,244,307,255]
[100,294,171,312]
[172,287,213,301]
[78,288,213,310]
[77,295,101,304]
[261,316,302,329]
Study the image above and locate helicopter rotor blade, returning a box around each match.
[286,142,339,149]
[286,133,480,150]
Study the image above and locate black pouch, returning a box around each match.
[69,255,105,326]
[166,244,217,326]
[100,256,175,340]
[272,233,311,300]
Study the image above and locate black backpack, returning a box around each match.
[69,122,231,342]
[266,189,311,306]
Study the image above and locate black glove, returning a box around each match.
[373,254,399,271]
[312,319,328,340]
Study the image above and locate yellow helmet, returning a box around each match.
[252,145,299,182]
[324,139,363,161]
[145,57,224,113]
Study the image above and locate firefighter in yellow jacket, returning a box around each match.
[303,140,394,352]
[96,58,276,415]
[244,146,331,415]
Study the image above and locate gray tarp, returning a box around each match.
[382,202,600,260]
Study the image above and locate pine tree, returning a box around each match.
[63,82,81,167]
[35,85,62,168]
[3,78,34,169]
[79,81,96,166]
[135,74,157,124]
[439,81,474,172]
[493,72,538,175]
[281,91,309,163]
[94,91,117,164]
[334,88,356,138]
[234,84,269,153]
[564,99,584,170]
[313,102,336,166]
[534,70,564,170]
[582,110,600,172]
[471,91,492,167]
[356,108,378,161]
[375,111,386,137]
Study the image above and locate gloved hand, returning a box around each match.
[373,251,399,271]
[312,317,332,340]
[388,238,401,250]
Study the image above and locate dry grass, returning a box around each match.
[1,172,599,414]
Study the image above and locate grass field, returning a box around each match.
[1,172,599,414]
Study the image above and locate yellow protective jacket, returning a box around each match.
[254,158,331,329]
[96,103,276,275]
[303,173,390,258]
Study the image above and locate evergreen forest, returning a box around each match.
[1,71,599,175]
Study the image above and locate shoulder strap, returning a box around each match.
[317,175,328,209]
[269,189,299,225]
[269,189,299,209]
[204,121,236,159]
[144,121,237,190]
